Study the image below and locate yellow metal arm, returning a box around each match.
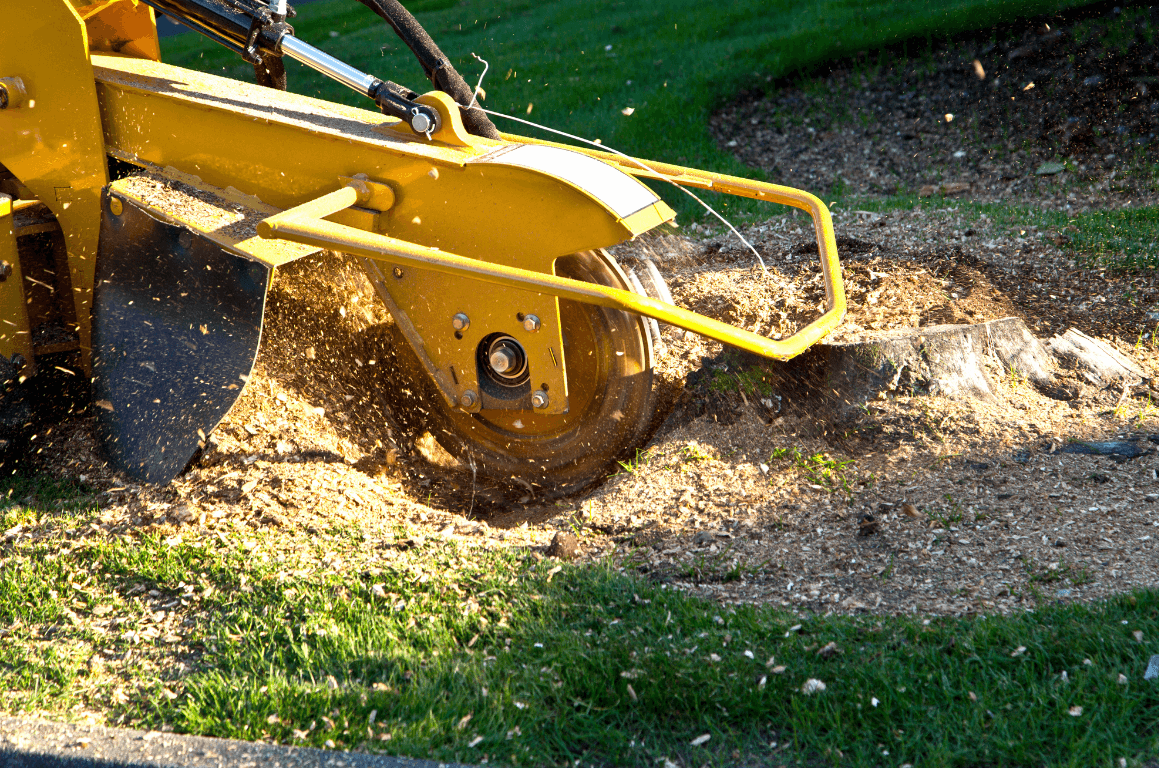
[258,177,845,362]
[498,133,847,315]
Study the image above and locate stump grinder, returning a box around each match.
[0,0,846,493]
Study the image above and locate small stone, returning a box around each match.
[547,532,579,560]
[1144,655,1159,681]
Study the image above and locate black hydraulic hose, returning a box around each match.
[351,0,501,139]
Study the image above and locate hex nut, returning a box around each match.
[522,314,542,332]
[459,390,478,408]
[531,389,549,409]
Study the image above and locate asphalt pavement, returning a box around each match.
[0,717,473,768]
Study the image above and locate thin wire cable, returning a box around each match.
[464,52,489,111]
[459,56,768,274]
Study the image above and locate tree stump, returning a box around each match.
[1047,328,1147,388]
[766,317,1059,411]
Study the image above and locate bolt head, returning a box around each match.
[489,348,514,374]
[531,389,549,409]
[522,314,542,332]
[459,390,478,408]
[108,197,124,217]
[451,313,470,332]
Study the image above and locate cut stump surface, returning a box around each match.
[769,317,1058,408]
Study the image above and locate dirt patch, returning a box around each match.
[574,216,1159,616]
[712,2,1159,208]
[18,199,1159,618]
[17,251,554,555]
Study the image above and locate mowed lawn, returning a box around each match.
[161,0,1108,217]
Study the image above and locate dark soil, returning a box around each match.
[713,2,1159,207]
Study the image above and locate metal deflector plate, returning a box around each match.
[92,189,269,483]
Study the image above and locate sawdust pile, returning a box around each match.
[25,252,506,539]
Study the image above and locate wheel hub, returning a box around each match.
[481,334,528,386]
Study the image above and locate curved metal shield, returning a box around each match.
[92,190,269,483]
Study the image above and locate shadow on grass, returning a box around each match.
[90,539,1159,767]
[1,478,1158,766]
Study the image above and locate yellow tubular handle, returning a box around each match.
[497,132,846,316]
[259,177,841,361]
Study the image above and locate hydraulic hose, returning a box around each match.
[352,0,501,139]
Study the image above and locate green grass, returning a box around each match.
[768,446,858,501]
[3,487,1159,767]
[160,0,1106,219]
[846,193,1159,272]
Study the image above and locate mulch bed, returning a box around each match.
[712,2,1159,208]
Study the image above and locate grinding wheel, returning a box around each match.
[388,250,656,497]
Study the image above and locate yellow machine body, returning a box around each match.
[0,0,846,485]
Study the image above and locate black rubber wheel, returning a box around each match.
[390,250,656,496]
